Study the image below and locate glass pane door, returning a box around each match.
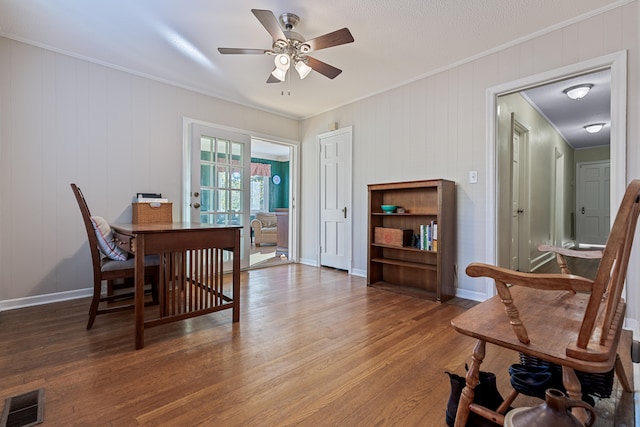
[187,123,250,269]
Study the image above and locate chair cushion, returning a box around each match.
[90,216,128,261]
[101,254,160,272]
[256,212,277,227]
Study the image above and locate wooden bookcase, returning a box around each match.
[367,179,455,302]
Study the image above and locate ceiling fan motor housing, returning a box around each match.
[279,13,300,30]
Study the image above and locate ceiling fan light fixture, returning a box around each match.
[271,67,287,82]
[584,123,605,134]
[274,53,290,70]
[295,60,312,79]
[563,84,593,100]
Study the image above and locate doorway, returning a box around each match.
[249,139,295,268]
[182,119,299,271]
[486,51,626,297]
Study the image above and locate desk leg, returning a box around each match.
[232,230,240,323]
[134,235,145,350]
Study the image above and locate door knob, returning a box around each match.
[581,206,585,214]
[192,203,201,209]
[193,191,200,197]
[517,208,524,214]
[342,207,347,218]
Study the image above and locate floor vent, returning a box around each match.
[0,389,44,427]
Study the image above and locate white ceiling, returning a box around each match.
[523,69,611,149]
[0,0,621,130]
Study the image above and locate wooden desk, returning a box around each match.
[111,222,241,349]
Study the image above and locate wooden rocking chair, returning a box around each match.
[450,179,639,426]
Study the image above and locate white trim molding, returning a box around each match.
[0,288,92,312]
[485,51,627,299]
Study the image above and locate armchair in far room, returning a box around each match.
[251,212,277,246]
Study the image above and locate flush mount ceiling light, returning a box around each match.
[584,123,605,133]
[563,84,593,100]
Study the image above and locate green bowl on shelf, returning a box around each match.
[381,205,397,213]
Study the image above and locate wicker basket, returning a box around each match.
[132,202,172,224]
[519,353,614,398]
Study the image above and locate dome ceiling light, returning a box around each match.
[563,84,593,100]
[584,123,605,134]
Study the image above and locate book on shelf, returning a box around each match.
[418,221,438,251]
[432,220,438,252]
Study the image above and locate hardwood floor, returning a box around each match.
[0,264,633,426]
[249,243,290,268]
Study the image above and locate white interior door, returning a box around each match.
[186,123,251,269]
[509,117,530,272]
[576,161,610,246]
[553,149,565,246]
[318,127,352,271]
[509,132,521,270]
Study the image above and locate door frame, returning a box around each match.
[552,147,565,248]
[182,117,301,266]
[485,51,627,298]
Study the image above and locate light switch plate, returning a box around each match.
[469,170,478,184]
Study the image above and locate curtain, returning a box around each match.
[251,163,271,177]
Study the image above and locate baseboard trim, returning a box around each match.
[350,268,366,278]
[530,252,554,272]
[298,257,318,267]
[455,288,487,302]
[0,288,92,312]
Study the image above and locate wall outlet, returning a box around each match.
[468,170,478,184]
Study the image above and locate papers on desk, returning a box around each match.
[136,193,169,204]
[137,197,169,203]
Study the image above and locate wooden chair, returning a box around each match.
[536,244,603,277]
[71,183,159,329]
[450,179,639,426]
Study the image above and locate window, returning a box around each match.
[250,175,269,212]
[200,137,244,225]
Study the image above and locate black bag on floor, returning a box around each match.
[444,370,504,427]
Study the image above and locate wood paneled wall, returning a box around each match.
[298,2,639,325]
[0,38,299,302]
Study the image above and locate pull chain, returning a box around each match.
[281,68,292,96]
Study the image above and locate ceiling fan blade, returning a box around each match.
[305,56,342,79]
[251,9,287,41]
[267,74,281,83]
[304,28,354,52]
[218,48,269,54]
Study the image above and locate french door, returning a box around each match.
[186,123,251,269]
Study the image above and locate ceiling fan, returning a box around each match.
[218,9,354,83]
